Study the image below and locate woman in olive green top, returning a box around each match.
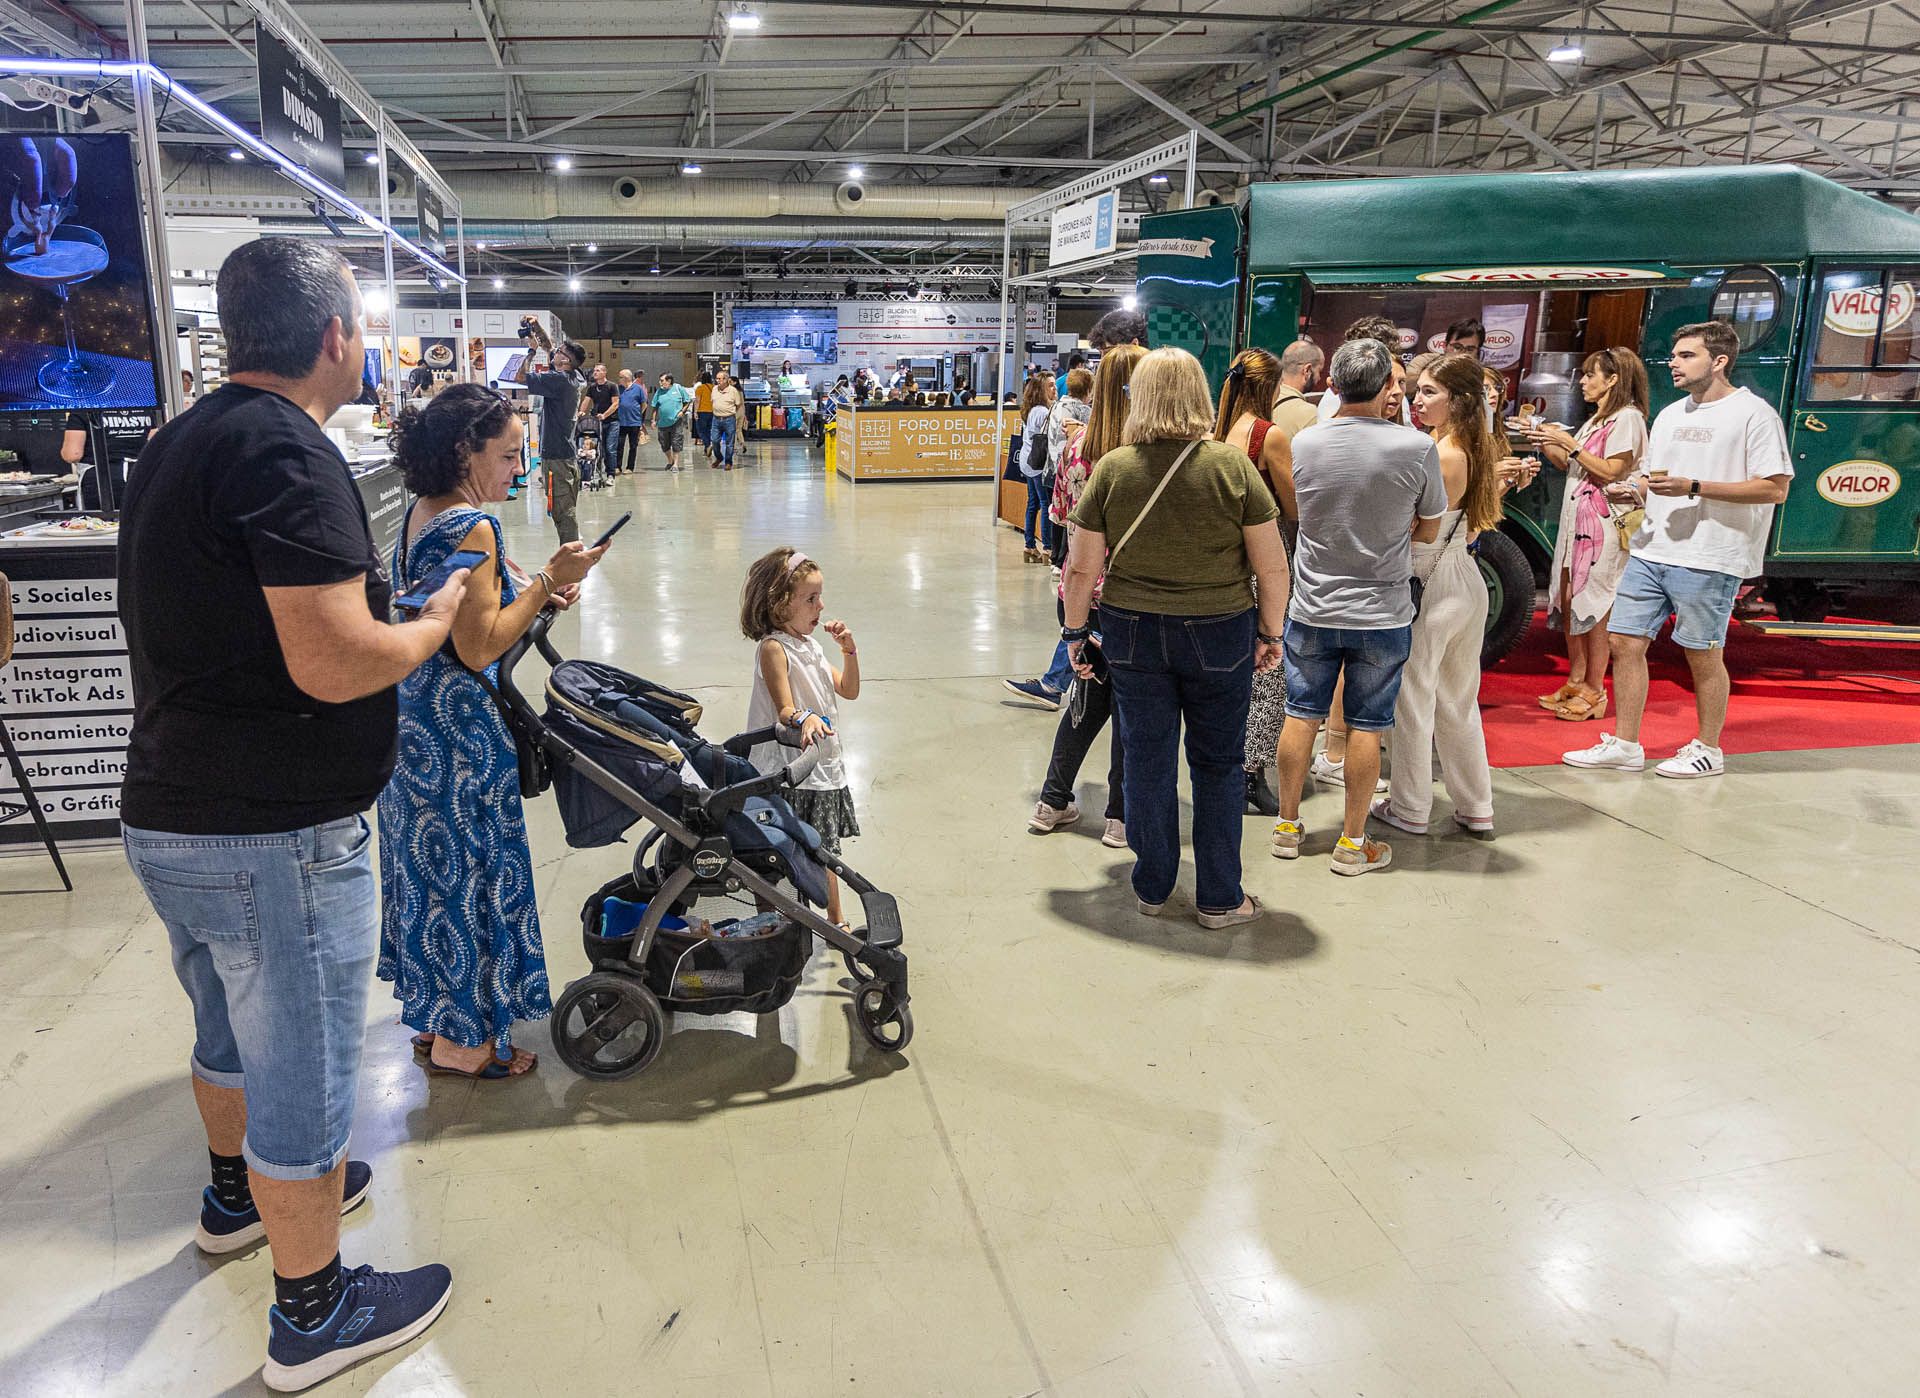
[1063,348,1291,929]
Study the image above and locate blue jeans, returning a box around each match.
[1041,638,1073,694]
[125,815,378,1181]
[1023,476,1053,549]
[1100,604,1256,913]
[713,414,738,466]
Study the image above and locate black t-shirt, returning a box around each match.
[66,407,154,511]
[118,384,396,834]
[527,368,579,459]
[583,380,617,416]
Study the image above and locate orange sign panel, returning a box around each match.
[837,408,1019,481]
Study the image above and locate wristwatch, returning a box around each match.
[1258,632,1284,645]
[1688,480,1701,498]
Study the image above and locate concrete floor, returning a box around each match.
[5,438,1920,1396]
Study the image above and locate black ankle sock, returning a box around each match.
[275,1255,345,1332]
[209,1151,253,1213]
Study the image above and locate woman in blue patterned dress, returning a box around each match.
[378,385,605,1078]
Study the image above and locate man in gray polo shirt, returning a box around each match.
[1274,338,1447,876]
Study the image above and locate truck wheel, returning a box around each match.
[1478,530,1536,669]
[1767,579,1828,622]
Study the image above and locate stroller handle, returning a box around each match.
[492,605,562,714]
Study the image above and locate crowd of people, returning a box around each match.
[1015,303,1793,902]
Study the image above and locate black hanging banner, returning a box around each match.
[415,180,447,259]
[255,27,346,190]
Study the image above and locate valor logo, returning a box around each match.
[1823,282,1915,338]
[1415,266,1665,284]
[1815,460,1901,507]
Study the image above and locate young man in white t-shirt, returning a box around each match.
[1563,320,1792,779]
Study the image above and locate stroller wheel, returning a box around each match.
[842,946,877,985]
[854,982,913,1053]
[551,972,667,1080]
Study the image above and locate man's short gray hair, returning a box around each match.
[217,237,356,379]
[1328,339,1393,401]
[1280,339,1325,375]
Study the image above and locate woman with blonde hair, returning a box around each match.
[1062,348,1290,928]
[1213,346,1293,816]
[1526,347,1651,721]
[1377,352,1504,837]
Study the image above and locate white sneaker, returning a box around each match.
[1562,733,1645,771]
[1368,796,1427,836]
[1655,739,1725,780]
[1101,819,1127,848]
[1310,753,1388,793]
[1028,800,1080,834]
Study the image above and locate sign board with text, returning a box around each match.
[837,408,1019,481]
[836,301,1045,361]
[255,26,345,189]
[1049,191,1118,266]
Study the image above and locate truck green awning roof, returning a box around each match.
[1247,166,1920,272]
[1303,263,1682,287]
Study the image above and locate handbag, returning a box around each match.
[1409,509,1467,620]
[1024,424,1050,478]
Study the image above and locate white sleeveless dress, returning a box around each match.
[746,630,861,853]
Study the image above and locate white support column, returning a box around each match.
[377,129,399,408]
[456,208,470,382]
[124,0,183,422]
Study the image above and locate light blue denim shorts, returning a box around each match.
[124,815,377,1181]
[1609,556,1743,650]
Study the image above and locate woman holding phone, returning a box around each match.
[378,385,607,1078]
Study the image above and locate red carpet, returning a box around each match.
[1480,613,1920,767]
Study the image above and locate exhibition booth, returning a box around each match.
[0,27,462,860]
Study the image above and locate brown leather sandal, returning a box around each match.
[1553,685,1608,722]
[1537,681,1580,711]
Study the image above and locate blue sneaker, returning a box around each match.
[262,1262,453,1392]
[196,1159,372,1256]
[1002,678,1062,710]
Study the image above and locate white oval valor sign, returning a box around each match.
[1815,460,1901,507]
[1415,266,1666,284]
[1822,282,1916,338]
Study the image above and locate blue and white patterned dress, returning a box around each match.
[377,505,548,1051]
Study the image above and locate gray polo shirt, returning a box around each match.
[1288,415,1447,630]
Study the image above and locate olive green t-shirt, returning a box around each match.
[1070,439,1278,616]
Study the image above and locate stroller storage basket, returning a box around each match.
[583,874,808,1017]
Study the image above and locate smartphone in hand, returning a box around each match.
[392,548,486,614]
[591,511,633,551]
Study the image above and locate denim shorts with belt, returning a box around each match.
[124,814,377,1182]
[1097,603,1256,914]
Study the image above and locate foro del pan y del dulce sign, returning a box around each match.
[1415,266,1666,284]
[1815,460,1901,507]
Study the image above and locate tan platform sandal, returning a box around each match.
[1553,685,1608,722]
[1537,681,1580,711]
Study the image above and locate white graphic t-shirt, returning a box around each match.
[1635,387,1793,578]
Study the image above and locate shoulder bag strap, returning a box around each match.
[1107,439,1202,568]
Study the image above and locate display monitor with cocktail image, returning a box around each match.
[0,132,161,412]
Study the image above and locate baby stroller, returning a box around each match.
[575,423,609,491]
[485,610,912,1080]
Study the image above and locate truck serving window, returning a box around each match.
[1806,267,1920,402]
[1709,266,1784,352]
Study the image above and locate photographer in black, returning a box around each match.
[512,317,585,544]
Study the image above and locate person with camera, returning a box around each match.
[512,317,586,542]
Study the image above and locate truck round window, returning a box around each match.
[1709,266,1784,351]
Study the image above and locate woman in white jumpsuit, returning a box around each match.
[1375,352,1510,836]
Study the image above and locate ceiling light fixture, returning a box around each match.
[226,148,246,161]
[1547,39,1583,61]
[681,161,703,175]
[1148,173,1169,185]
[650,263,661,274]
[1122,293,1138,311]
[362,150,379,165]
[491,276,505,289]
[552,155,573,171]
[474,240,486,251]
[586,242,598,253]
[847,164,864,179]
[568,277,582,292]
[727,8,762,30]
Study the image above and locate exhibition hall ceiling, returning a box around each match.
[11,0,1920,287]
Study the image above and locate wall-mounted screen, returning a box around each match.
[0,132,162,413]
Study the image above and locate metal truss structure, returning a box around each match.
[11,0,1920,293]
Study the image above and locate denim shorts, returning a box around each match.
[125,815,377,1182]
[1282,620,1414,732]
[1609,556,1743,650]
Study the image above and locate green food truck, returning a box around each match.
[1137,165,1920,663]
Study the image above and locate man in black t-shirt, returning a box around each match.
[118,238,463,1387]
[513,322,585,542]
[60,405,154,510]
[581,362,617,484]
